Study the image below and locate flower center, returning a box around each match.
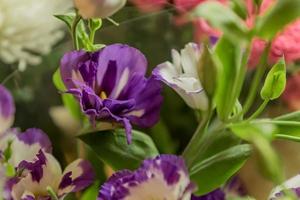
[100,91,108,99]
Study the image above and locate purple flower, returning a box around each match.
[7,150,94,200]
[269,174,300,199]
[0,85,15,134]
[60,44,163,143]
[98,155,196,200]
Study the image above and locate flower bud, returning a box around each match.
[74,0,127,19]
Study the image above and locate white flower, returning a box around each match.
[74,0,127,19]
[153,43,208,110]
[269,174,300,199]
[0,0,71,68]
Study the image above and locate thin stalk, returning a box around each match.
[242,43,271,115]
[226,45,251,122]
[247,99,269,120]
[182,108,214,168]
[71,13,82,50]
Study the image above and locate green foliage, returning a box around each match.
[52,69,82,120]
[256,0,300,40]
[188,129,251,195]
[79,129,159,170]
[191,143,251,195]
[214,37,244,120]
[80,182,100,200]
[261,58,286,100]
[192,1,249,43]
[54,13,75,30]
[230,0,248,20]
[230,122,283,183]
[198,45,217,98]
[271,113,300,142]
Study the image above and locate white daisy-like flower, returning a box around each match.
[0,0,72,69]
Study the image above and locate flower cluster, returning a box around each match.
[0,85,94,200]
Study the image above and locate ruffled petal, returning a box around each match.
[98,155,196,200]
[9,128,52,167]
[58,159,94,197]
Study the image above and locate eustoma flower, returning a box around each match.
[74,0,127,19]
[60,44,163,143]
[0,85,15,134]
[98,155,196,200]
[5,131,94,200]
[153,43,208,110]
[269,174,300,199]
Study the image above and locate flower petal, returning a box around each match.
[58,159,94,197]
[9,128,52,167]
[10,151,62,200]
[98,155,196,200]
[0,85,15,134]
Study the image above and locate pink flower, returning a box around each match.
[130,0,168,12]
[282,72,300,111]
[247,0,300,67]
[174,0,206,12]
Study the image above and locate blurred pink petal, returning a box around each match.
[130,0,168,12]
[282,72,300,111]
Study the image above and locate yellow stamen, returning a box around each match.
[100,91,108,99]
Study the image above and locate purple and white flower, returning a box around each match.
[5,136,94,200]
[0,85,15,134]
[191,189,225,200]
[98,155,196,200]
[60,44,163,143]
[153,43,208,110]
[269,174,300,199]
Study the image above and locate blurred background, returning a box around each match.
[1,2,300,199]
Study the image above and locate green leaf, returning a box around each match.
[275,111,300,121]
[192,2,249,43]
[261,58,286,100]
[187,129,251,195]
[230,0,248,20]
[230,122,283,183]
[79,129,159,170]
[214,37,244,120]
[230,122,277,141]
[191,144,252,195]
[52,69,82,120]
[80,181,100,200]
[54,13,76,30]
[256,0,300,40]
[198,45,217,98]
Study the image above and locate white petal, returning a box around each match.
[180,43,200,76]
[269,174,300,198]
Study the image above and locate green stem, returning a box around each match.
[71,13,82,50]
[276,134,300,142]
[182,107,216,168]
[47,186,59,200]
[106,17,119,26]
[226,45,251,121]
[242,43,271,115]
[182,118,207,167]
[248,99,269,120]
[257,120,300,126]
